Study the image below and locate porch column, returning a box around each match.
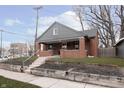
[42,44,47,51]
[90,36,98,56]
[35,42,41,56]
[36,42,41,51]
[79,37,87,57]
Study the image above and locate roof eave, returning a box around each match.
[114,37,124,46]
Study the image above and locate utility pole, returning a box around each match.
[0,30,3,58]
[33,6,42,54]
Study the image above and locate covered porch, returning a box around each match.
[36,37,97,58]
[37,37,87,58]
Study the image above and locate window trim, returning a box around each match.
[53,28,58,35]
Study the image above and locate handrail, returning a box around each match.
[22,50,40,67]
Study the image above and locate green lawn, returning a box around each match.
[48,57,124,67]
[0,76,40,88]
[2,56,38,66]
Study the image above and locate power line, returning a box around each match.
[0,29,34,57]
[0,31,2,57]
[0,29,34,37]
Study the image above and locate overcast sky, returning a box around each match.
[0,5,89,48]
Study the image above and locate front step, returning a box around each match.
[25,57,51,73]
[25,69,31,73]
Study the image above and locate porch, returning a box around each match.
[37,37,97,58]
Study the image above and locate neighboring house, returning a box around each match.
[9,43,28,57]
[36,22,98,58]
[0,48,7,57]
[115,38,124,58]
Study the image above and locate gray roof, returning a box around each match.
[77,29,98,37]
[37,22,97,43]
[115,38,124,46]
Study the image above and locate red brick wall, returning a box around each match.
[89,35,98,56]
[38,50,53,57]
[60,50,78,58]
[79,37,87,56]
[60,49,87,58]
[60,37,87,58]
[37,36,98,57]
[36,43,52,56]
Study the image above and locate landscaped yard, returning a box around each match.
[1,56,38,66]
[35,57,123,77]
[0,76,40,88]
[47,57,124,67]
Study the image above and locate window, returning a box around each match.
[48,44,52,50]
[62,43,67,49]
[67,41,79,50]
[53,28,58,35]
[75,45,79,49]
[75,41,79,49]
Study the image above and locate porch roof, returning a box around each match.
[40,37,79,44]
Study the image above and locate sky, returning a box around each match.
[0,5,89,48]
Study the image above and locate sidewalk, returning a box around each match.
[0,69,107,88]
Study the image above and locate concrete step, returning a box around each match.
[25,57,50,73]
[24,69,31,73]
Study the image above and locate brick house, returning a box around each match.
[36,22,98,58]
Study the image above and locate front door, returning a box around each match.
[52,43,61,55]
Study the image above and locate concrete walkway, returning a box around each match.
[0,69,108,88]
[25,57,50,73]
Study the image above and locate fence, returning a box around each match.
[98,47,116,57]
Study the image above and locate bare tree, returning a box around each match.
[73,5,122,47]
[115,5,124,38]
[73,5,85,31]
[85,5,116,47]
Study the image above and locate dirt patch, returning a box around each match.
[73,64,123,77]
[37,63,74,71]
[37,62,124,77]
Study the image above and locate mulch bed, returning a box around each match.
[37,62,124,77]
[37,62,74,71]
[73,64,123,77]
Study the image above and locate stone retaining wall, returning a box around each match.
[31,68,124,88]
[0,63,28,72]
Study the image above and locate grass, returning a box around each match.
[0,76,40,88]
[2,56,38,66]
[48,57,124,67]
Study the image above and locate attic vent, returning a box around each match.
[53,28,58,35]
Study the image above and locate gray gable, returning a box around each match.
[37,22,97,43]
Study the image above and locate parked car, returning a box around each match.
[4,56,8,58]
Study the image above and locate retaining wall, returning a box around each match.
[0,63,28,72]
[31,68,124,88]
